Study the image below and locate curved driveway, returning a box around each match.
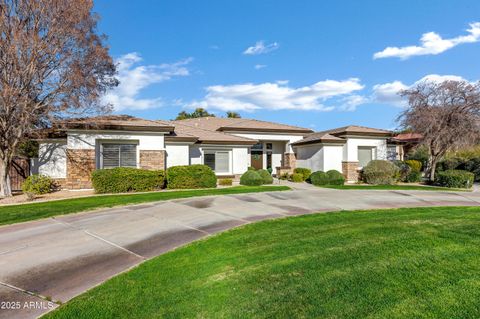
[1,186,480,318]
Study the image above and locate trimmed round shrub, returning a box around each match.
[22,174,53,197]
[326,170,345,185]
[290,173,304,183]
[257,169,273,184]
[166,165,216,189]
[248,166,256,171]
[294,168,311,181]
[362,160,399,185]
[435,169,474,188]
[92,167,165,193]
[405,160,422,172]
[240,170,264,186]
[310,171,329,186]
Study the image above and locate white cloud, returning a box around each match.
[254,64,267,70]
[187,78,364,112]
[374,22,480,59]
[243,41,279,55]
[340,95,370,111]
[103,53,192,111]
[372,74,468,107]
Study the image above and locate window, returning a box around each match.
[101,144,137,169]
[204,150,230,173]
[387,145,397,161]
[358,146,375,168]
[251,143,263,150]
[266,143,273,150]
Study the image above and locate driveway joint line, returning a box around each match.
[0,281,58,303]
[51,217,146,260]
[132,210,212,236]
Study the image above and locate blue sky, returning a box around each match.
[94,0,480,131]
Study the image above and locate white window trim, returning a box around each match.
[202,148,232,175]
[357,146,377,169]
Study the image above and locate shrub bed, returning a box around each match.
[293,168,311,181]
[362,160,398,185]
[218,178,233,186]
[257,169,273,184]
[405,159,422,172]
[92,168,165,193]
[240,170,264,186]
[166,165,216,189]
[435,169,474,188]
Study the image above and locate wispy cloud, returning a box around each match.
[254,64,267,70]
[243,41,279,55]
[187,78,364,112]
[374,22,480,59]
[103,53,192,111]
[372,74,467,107]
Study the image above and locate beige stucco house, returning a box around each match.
[33,115,404,189]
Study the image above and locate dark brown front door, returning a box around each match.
[251,151,263,170]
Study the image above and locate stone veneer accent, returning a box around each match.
[140,150,166,170]
[66,149,96,189]
[342,161,359,183]
[283,153,297,169]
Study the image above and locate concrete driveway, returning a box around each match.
[1,187,480,318]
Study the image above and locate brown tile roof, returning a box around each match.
[392,132,422,142]
[166,121,258,145]
[324,125,392,136]
[57,115,174,132]
[292,125,392,146]
[291,132,346,146]
[173,117,313,134]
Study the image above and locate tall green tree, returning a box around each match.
[175,108,215,120]
[226,111,241,118]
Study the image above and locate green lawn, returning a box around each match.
[318,184,471,191]
[0,186,290,226]
[45,206,480,319]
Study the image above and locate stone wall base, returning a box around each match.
[66,149,96,189]
[140,150,166,170]
[342,161,359,183]
[283,152,297,169]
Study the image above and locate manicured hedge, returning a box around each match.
[326,170,345,185]
[435,169,474,189]
[362,160,398,185]
[310,171,329,186]
[22,174,53,196]
[218,178,233,186]
[293,168,311,181]
[92,168,165,194]
[240,170,264,186]
[166,165,217,189]
[257,169,273,184]
[290,173,304,183]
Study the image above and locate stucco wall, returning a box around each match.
[323,145,343,172]
[188,145,249,175]
[343,137,388,163]
[295,144,324,172]
[231,132,304,153]
[67,130,165,151]
[36,141,68,178]
[165,144,190,168]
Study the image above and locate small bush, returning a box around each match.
[92,168,165,193]
[435,169,474,188]
[326,170,345,185]
[22,175,53,199]
[393,160,411,182]
[278,172,290,180]
[310,171,329,186]
[405,160,422,172]
[294,168,311,181]
[405,171,422,183]
[166,165,216,189]
[248,166,256,171]
[267,167,273,175]
[460,158,480,182]
[240,170,264,186]
[218,178,233,186]
[290,173,304,183]
[362,160,399,185]
[257,169,273,184]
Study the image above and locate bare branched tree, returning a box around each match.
[0,0,118,197]
[398,80,480,182]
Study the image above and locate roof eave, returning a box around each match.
[218,127,313,134]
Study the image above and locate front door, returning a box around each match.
[251,151,263,170]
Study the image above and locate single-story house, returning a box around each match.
[32,115,406,189]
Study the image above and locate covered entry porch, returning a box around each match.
[249,141,293,173]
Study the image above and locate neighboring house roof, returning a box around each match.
[173,117,313,134]
[56,115,175,132]
[391,132,423,143]
[292,125,392,146]
[166,121,258,145]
